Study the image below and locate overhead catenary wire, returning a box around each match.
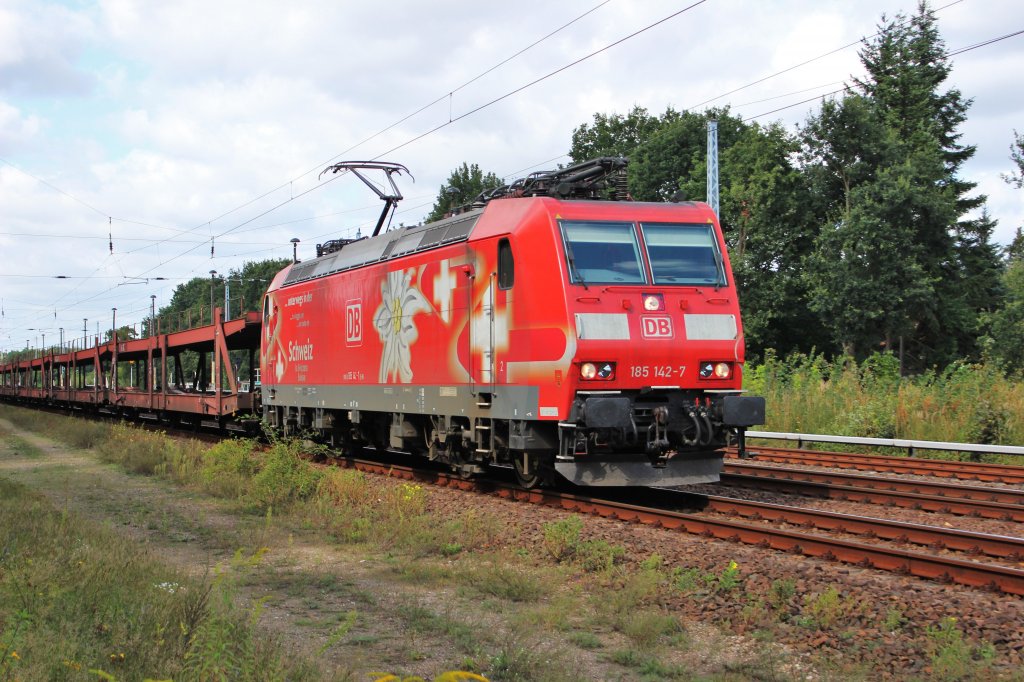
[94,0,619,262]
[686,0,966,112]
[5,2,1021,348]
[741,24,1024,122]
[15,0,712,333]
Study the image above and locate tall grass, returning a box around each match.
[745,351,1024,449]
[0,405,110,449]
[0,478,319,681]
[0,405,325,514]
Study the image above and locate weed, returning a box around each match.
[464,564,549,603]
[739,598,773,630]
[247,441,324,510]
[800,585,857,630]
[569,631,603,649]
[444,509,504,552]
[197,438,258,497]
[924,616,995,681]
[540,516,626,572]
[488,636,571,682]
[639,553,664,570]
[769,578,796,610]
[716,560,743,592]
[884,607,906,632]
[542,516,584,562]
[608,648,682,677]
[510,589,579,632]
[620,610,681,650]
[96,422,174,474]
[672,566,705,593]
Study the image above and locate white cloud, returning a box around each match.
[1,0,1023,349]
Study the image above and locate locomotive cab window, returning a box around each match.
[640,223,726,286]
[559,220,645,285]
[498,238,514,289]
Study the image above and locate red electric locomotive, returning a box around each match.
[259,158,764,487]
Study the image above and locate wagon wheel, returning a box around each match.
[512,451,542,489]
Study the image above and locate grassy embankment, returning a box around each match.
[0,423,324,681]
[0,391,1011,680]
[746,352,1024,458]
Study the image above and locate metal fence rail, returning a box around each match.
[746,431,1024,458]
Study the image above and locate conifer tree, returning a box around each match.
[803,2,1001,367]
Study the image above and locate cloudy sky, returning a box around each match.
[1,0,1022,353]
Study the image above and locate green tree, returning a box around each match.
[720,122,824,356]
[984,234,1024,373]
[569,105,670,162]
[801,3,1000,367]
[983,133,1024,372]
[570,105,822,358]
[155,259,288,333]
[1004,130,1024,189]
[426,163,503,222]
[104,325,138,342]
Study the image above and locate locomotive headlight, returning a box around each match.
[699,361,733,379]
[580,362,616,380]
[642,293,665,311]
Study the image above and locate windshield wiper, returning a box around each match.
[564,243,588,290]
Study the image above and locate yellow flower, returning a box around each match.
[728,561,738,571]
[10,651,19,660]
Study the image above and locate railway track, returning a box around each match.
[326,455,1024,596]
[721,471,1024,522]
[725,460,1024,504]
[721,461,1024,522]
[732,445,1024,485]
[635,488,1024,561]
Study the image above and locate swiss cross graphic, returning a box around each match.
[346,300,362,346]
[641,316,674,339]
[433,259,458,324]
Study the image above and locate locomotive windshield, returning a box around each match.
[559,221,645,284]
[641,222,725,286]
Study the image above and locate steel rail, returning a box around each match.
[329,457,1024,596]
[675,491,1024,560]
[721,472,1024,522]
[730,445,1024,485]
[745,430,1024,459]
[725,461,1024,505]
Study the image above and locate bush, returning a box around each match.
[95,422,174,475]
[747,352,1024,452]
[198,439,259,498]
[246,441,324,511]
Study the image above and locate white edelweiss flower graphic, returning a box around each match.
[374,269,431,383]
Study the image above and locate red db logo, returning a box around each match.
[346,300,362,346]
[641,316,673,339]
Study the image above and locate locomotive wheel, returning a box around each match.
[513,451,542,489]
